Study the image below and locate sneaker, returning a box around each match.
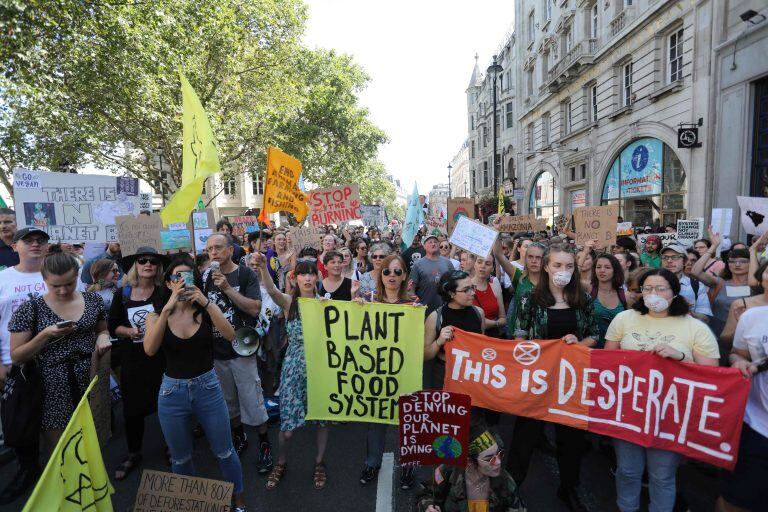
[399,467,415,490]
[256,442,273,474]
[359,465,378,485]
[233,507,248,512]
[233,432,249,457]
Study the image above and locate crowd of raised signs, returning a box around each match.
[1,203,767,512]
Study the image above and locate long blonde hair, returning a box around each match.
[125,261,164,287]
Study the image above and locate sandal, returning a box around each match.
[114,453,142,481]
[313,462,327,490]
[266,464,286,490]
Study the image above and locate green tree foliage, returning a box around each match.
[0,0,396,210]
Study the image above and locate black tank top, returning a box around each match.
[440,305,483,334]
[320,277,352,301]
[162,315,214,379]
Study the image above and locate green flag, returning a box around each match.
[0,196,7,208]
[197,196,205,210]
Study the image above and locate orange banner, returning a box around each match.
[443,329,750,469]
[258,146,309,223]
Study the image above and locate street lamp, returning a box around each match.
[487,54,503,198]
[447,163,453,199]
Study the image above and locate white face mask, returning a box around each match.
[552,271,573,288]
[644,294,670,313]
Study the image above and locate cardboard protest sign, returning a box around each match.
[360,205,385,227]
[443,329,750,469]
[139,192,152,211]
[616,222,633,236]
[399,391,471,468]
[447,198,475,234]
[637,232,678,249]
[133,470,233,512]
[13,169,140,242]
[308,184,361,227]
[115,214,163,257]
[711,208,733,258]
[676,219,704,247]
[573,205,619,246]
[299,299,425,424]
[160,226,193,251]
[425,215,447,236]
[193,229,213,254]
[497,214,546,233]
[290,226,323,250]
[89,351,111,447]
[232,215,259,237]
[449,216,499,259]
[737,196,768,235]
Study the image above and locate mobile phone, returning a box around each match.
[56,320,75,329]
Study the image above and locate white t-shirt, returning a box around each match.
[733,305,768,439]
[0,267,47,365]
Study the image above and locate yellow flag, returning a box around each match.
[23,376,113,512]
[497,188,505,215]
[161,71,221,225]
[258,146,309,223]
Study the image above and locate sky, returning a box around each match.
[302,0,516,196]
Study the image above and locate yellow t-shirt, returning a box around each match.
[604,309,719,360]
[468,500,490,512]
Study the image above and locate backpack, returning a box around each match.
[202,264,256,329]
[590,286,627,309]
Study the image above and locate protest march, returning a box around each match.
[3,6,768,511]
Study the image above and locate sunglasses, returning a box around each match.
[370,254,386,260]
[137,257,158,265]
[382,268,403,277]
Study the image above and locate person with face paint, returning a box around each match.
[604,269,719,512]
[417,422,525,512]
[640,235,662,268]
[508,244,597,512]
[250,253,331,491]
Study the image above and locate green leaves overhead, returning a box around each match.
[0,0,395,210]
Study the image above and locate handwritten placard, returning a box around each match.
[737,196,768,236]
[497,214,547,233]
[139,192,152,211]
[133,470,233,512]
[232,215,259,236]
[676,218,704,247]
[573,205,618,246]
[449,216,499,259]
[447,198,475,235]
[637,232,679,249]
[116,214,163,257]
[308,184,361,227]
[290,226,323,250]
[425,215,447,236]
[399,391,471,467]
[359,205,385,227]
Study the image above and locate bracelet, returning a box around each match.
[203,299,211,309]
[677,352,685,361]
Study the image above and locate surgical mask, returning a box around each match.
[552,271,573,288]
[644,294,670,313]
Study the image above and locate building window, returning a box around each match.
[471,140,476,158]
[483,127,488,148]
[529,171,559,224]
[470,115,475,130]
[527,68,534,97]
[222,177,236,196]
[506,103,514,128]
[528,10,536,43]
[483,161,489,188]
[591,3,599,39]
[564,26,573,53]
[251,173,263,195]
[622,61,633,107]
[551,41,559,63]
[580,163,586,180]
[545,0,553,21]
[542,113,550,147]
[495,111,500,139]
[668,27,684,83]
[526,123,534,151]
[570,166,576,182]
[563,99,573,135]
[542,50,549,75]
[590,84,598,122]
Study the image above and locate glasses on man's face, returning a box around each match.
[22,237,48,246]
[382,268,403,277]
[370,254,386,260]
[456,285,476,294]
[661,255,683,262]
[480,449,504,464]
[641,285,671,293]
[137,258,158,266]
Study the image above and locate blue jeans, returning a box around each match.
[157,369,244,495]
[365,423,387,468]
[613,438,681,512]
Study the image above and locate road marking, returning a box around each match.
[376,452,395,512]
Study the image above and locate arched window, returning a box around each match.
[601,138,686,227]
[529,171,559,226]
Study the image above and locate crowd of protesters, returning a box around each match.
[1,203,767,512]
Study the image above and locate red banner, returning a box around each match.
[443,329,751,469]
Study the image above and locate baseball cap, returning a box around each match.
[660,243,686,255]
[12,228,50,243]
[423,234,440,243]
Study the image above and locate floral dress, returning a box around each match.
[279,315,327,432]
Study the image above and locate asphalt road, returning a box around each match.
[0,405,721,512]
